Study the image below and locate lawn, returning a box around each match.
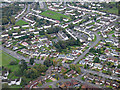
[93,35,97,42]
[40,10,70,20]
[45,79,53,83]
[15,20,28,26]
[108,31,114,35]
[97,32,101,35]
[1,50,19,66]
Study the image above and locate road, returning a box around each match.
[40,74,104,89]
[80,68,120,81]
[1,46,44,64]
[16,4,30,22]
[72,32,101,64]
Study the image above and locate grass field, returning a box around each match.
[1,50,20,79]
[15,20,28,26]
[1,50,19,66]
[40,10,70,20]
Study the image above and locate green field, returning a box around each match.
[40,10,70,20]
[1,50,20,79]
[1,50,19,66]
[15,20,28,26]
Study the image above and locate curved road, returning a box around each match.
[72,32,101,64]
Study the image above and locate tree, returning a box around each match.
[2,18,9,25]
[2,83,10,89]
[19,59,27,72]
[93,57,100,63]
[21,76,28,86]
[44,59,53,67]
[68,23,74,29]
[70,64,81,74]
[10,16,15,25]
[9,61,18,65]
[30,58,34,65]
[60,16,63,22]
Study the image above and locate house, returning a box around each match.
[16,78,22,85]
[22,24,29,28]
[93,63,103,70]
[111,81,119,88]
[13,26,20,29]
[99,55,107,61]
[22,42,28,47]
[39,36,48,41]
[61,24,68,28]
[1,34,8,38]
[13,46,18,50]
[100,78,105,84]
[58,54,66,59]
[58,31,69,41]
[66,55,74,60]
[37,42,44,48]
[44,25,51,29]
[105,80,111,85]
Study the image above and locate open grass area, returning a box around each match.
[45,79,53,83]
[1,50,20,79]
[103,7,118,15]
[40,10,70,20]
[93,35,97,42]
[15,20,28,26]
[1,50,19,66]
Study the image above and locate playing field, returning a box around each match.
[40,10,70,20]
[15,20,28,26]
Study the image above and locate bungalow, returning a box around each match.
[61,24,68,28]
[33,31,39,34]
[22,42,28,47]
[37,42,44,48]
[63,18,69,22]
[13,46,18,50]
[44,25,51,29]
[12,32,18,35]
[23,17,34,23]
[21,30,26,34]
[16,78,22,85]
[39,36,48,41]
[111,81,119,88]
[93,63,103,70]
[99,55,107,61]
[31,9,41,13]
[114,69,120,75]
[33,52,40,57]
[58,54,66,59]
[29,28,35,32]
[22,24,29,28]
[13,26,20,29]
[72,19,82,24]
[66,55,74,60]
[105,80,111,85]
[1,34,8,37]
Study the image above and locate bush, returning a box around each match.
[9,61,18,65]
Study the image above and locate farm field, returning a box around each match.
[15,20,29,26]
[40,10,70,20]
